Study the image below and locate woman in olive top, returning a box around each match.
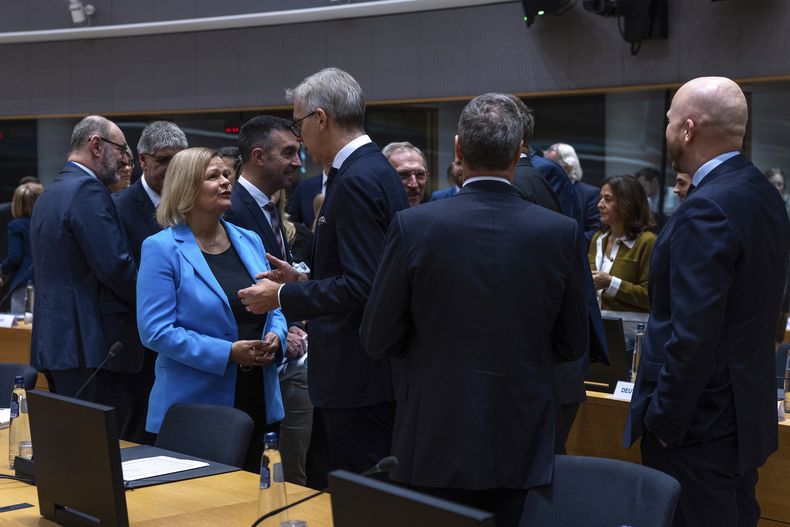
[588,174,656,352]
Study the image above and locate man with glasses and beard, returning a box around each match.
[113,120,187,442]
[30,115,138,408]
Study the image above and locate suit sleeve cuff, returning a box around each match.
[605,276,622,297]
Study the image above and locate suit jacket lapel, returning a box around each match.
[237,184,284,260]
[132,180,159,234]
[172,224,228,306]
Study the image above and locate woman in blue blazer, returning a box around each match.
[137,147,287,471]
[0,183,41,313]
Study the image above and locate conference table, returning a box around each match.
[0,428,334,526]
[566,391,790,527]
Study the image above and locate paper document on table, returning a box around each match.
[0,408,10,429]
[122,456,209,481]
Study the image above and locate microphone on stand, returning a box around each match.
[73,341,123,399]
[250,456,398,527]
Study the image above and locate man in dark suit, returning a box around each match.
[429,159,462,201]
[238,68,409,475]
[287,171,325,227]
[360,93,588,526]
[30,115,137,402]
[113,120,187,442]
[223,115,313,485]
[519,105,583,229]
[508,95,608,454]
[625,77,790,527]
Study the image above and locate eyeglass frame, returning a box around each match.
[290,110,318,138]
[98,136,129,154]
[398,169,430,182]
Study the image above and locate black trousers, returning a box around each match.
[235,366,279,473]
[556,401,581,454]
[322,401,395,475]
[641,430,760,527]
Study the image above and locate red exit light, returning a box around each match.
[225,127,240,134]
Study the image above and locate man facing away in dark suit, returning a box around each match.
[113,120,187,442]
[223,115,313,485]
[360,93,588,527]
[508,94,608,455]
[625,77,790,527]
[30,115,137,402]
[238,67,409,475]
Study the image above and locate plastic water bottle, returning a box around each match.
[257,432,288,525]
[24,281,34,315]
[8,376,32,469]
[630,323,646,383]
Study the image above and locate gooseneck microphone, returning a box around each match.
[250,455,398,527]
[73,341,123,399]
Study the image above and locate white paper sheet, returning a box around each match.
[121,455,209,481]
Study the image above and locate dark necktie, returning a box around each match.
[263,202,285,257]
[326,167,338,193]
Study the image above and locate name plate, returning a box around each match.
[0,314,15,328]
[611,381,635,401]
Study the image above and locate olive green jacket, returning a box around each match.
[588,229,656,313]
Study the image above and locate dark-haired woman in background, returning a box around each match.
[588,174,656,352]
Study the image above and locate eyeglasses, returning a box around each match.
[143,152,174,165]
[99,136,129,154]
[398,170,429,182]
[290,111,317,138]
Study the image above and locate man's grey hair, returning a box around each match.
[382,142,428,169]
[546,142,583,182]
[137,121,188,155]
[458,93,523,172]
[70,115,112,152]
[506,95,535,144]
[286,67,365,133]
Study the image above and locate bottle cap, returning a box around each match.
[264,432,279,447]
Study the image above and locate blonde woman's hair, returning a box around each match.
[271,189,296,245]
[12,183,42,218]
[157,147,220,227]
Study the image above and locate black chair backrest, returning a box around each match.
[154,403,254,468]
[520,455,680,527]
[0,363,37,403]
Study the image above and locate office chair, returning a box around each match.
[520,455,680,527]
[155,403,254,468]
[0,363,38,401]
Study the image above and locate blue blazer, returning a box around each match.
[574,180,601,244]
[280,142,409,408]
[530,150,584,230]
[429,186,458,201]
[287,173,323,227]
[625,154,790,470]
[30,163,138,372]
[0,217,33,292]
[137,220,287,433]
